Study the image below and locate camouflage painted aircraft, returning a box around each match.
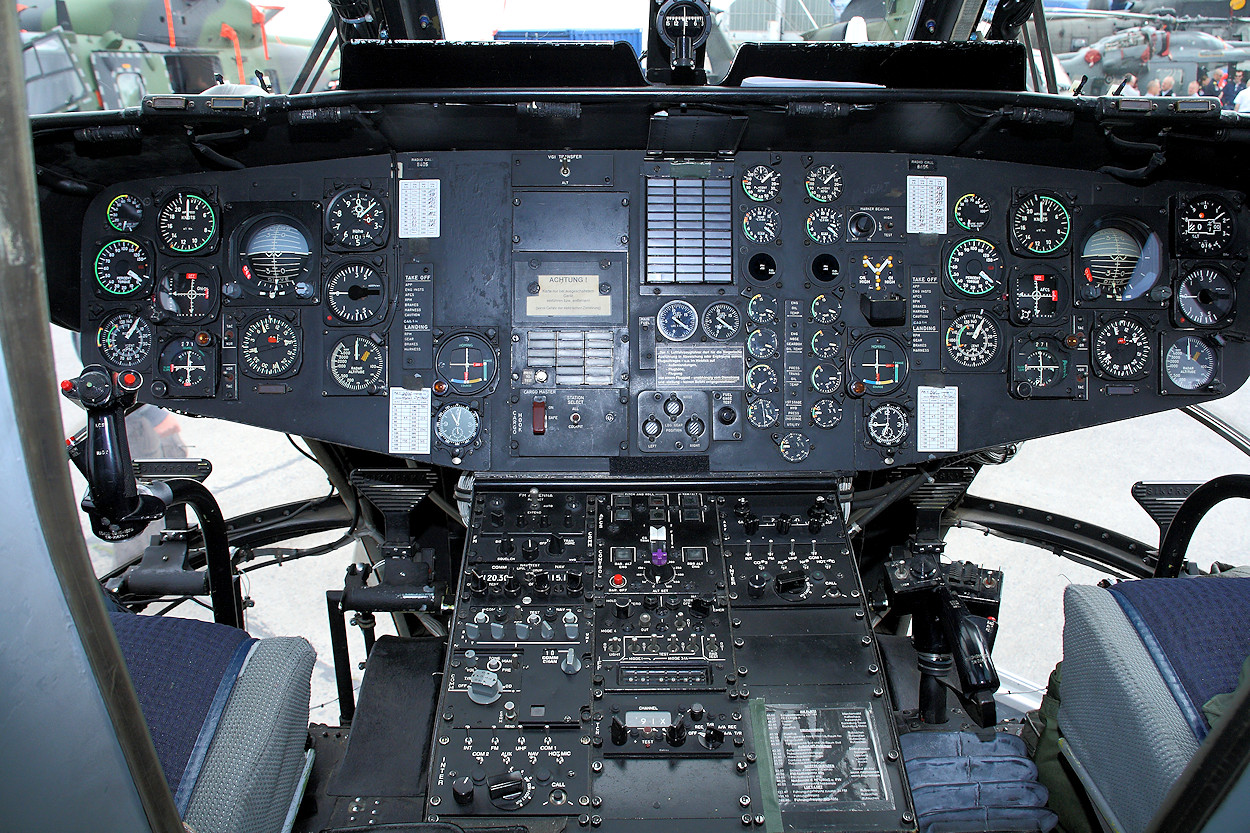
[19,0,336,113]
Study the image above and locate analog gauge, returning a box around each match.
[811,363,843,395]
[944,311,1000,368]
[747,398,779,429]
[856,254,900,295]
[1015,340,1067,389]
[810,399,843,429]
[805,206,841,245]
[954,193,990,231]
[866,403,908,447]
[657,299,699,342]
[94,239,151,296]
[811,253,840,282]
[810,328,839,359]
[1177,196,1235,256]
[326,262,386,323]
[805,165,843,203]
[1092,317,1151,379]
[156,267,217,321]
[848,334,909,396]
[811,293,840,324]
[746,328,779,360]
[747,292,779,325]
[96,311,153,367]
[329,335,386,391]
[778,432,812,463]
[746,364,779,395]
[946,238,1003,297]
[1011,267,1064,326]
[106,194,144,232]
[160,339,212,393]
[1165,336,1217,391]
[1011,193,1071,255]
[743,205,781,244]
[326,188,388,249]
[157,192,216,253]
[701,302,741,340]
[741,164,781,202]
[435,333,497,395]
[241,221,312,298]
[1177,266,1235,327]
[435,403,481,446]
[746,252,778,282]
[240,313,301,378]
[1079,225,1162,301]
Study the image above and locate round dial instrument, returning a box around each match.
[157,193,216,253]
[741,165,780,202]
[746,252,777,282]
[1011,266,1064,326]
[946,238,1003,297]
[805,165,843,203]
[106,194,144,232]
[1177,266,1235,327]
[701,302,741,340]
[746,398,778,428]
[848,334,909,396]
[746,328,778,360]
[326,262,386,323]
[240,314,301,377]
[805,207,841,245]
[94,239,151,296]
[157,267,217,321]
[1092,317,1151,379]
[435,333,496,395]
[743,205,780,244]
[811,253,840,283]
[810,399,842,428]
[810,328,839,359]
[777,432,812,463]
[1079,224,1162,301]
[96,311,153,367]
[746,364,779,395]
[954,193,990,231]
[1165,336,1217,391]
[435,403,481,446]
[944,311,1000,368]
[241,221,311,297]
[747,292,778,325]
[1015,340,1067,389]
[326,188,388,248]
[866,403,908,447]
[160,340,211,391]
[657,299,698,342]
[1011,193,1070,255]
[1177,196,1235,256]
[329,335,386,391]
[811,293,840,324]
[811,363,843,394]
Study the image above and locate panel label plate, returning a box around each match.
[527,274,611,317]
[656,344,745,388]
[917,386,959,453]
[398,179,441,238]
[906,175,947,235]
[388,386,431,454]
[763,703,895,811]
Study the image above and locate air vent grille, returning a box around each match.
[525,330,615,386]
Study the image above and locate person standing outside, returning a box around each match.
[1202,69,1222,97]
[1222,69,1246,109]
[1145,78,1161,96]
[1160,75,1175,95]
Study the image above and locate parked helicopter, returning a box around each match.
[1058,22,1250,93]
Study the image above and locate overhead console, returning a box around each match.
[79,151,1249,474]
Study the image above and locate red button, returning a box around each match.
[610,574,626,588]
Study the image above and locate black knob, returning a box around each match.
[531,571,550,596]
[775,569,808,595]
[666,718,687,747]
[488,772,527,803]
[614,599,632,619]
[717,406,737,425]
[503,572,523,597]
[747,573,770,599]
[611,716,629,746]
[547,536,565,555]
[467,570,488,595]
[498,537,515,555]
[850,211,876,238]
[702,725,725,750]
[643,594,660,611]
[489,509,505,526]
[645,559,676,584]
[565,570,584,595]
[743,513,760,536]
[1079,283,1102,301]
[808,515,824,534]
[522,538,539,557]
[453,776,475,805]
[734,497,751,519]
[776,514,793,534]
[690,702,705,721]
[690,595,714,618]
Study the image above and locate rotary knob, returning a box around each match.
[565,570,584,595]
[690,595,714,618]
[547,536,565,555]
[747,573,770,599]
[776,514,793,534]
[503,572,523,597]
[531,570,550,596]
[467,570,488,595]
[453,776,475,805]
[742,513,760,536]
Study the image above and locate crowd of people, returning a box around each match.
[1119,67,1250,112]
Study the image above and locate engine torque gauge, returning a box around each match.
[805,165,843,203]
[94,239,151,296]
[805,206,841,245]
[240,313,301,378]
[848,334,908,396]
[158,192,216,253]
[1092,317,1151,379]
[743,205,780,244]
[329,335,386,391]
[741,165,780,202]
[746,398,779,428]
[435,333,496,395]
[1011,267,1064,326]
[657,299,698,342]
[944,311,1000,368]
[954,193,990,231]
[96,312,153,367]
[106,194,143,232]
[326,262,386,323]
[946,238,1003,296]
[1177,266,1235,327]
[1011,193,1070,255]
[1164,336,1217,391]
[326,188,388,249]
[435,403,481,446]
[866,403,908,447]
[701,302,741,340]
[1177,196,1235,256]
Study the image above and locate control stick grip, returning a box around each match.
[64,367,140,523]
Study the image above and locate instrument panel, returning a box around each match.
[79,152,1250,474]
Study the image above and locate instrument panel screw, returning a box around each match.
[429,795,441,806]
[591,761,603,773]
